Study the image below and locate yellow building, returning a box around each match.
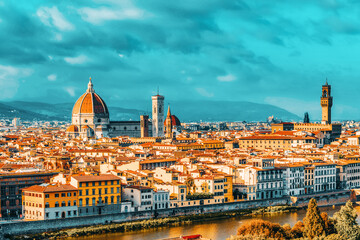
[238,135,293,150]
[22,183,78,220]
[70,174,121,216]
[224,175,234,203]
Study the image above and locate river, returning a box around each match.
[75,205,360,240]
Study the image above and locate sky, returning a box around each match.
[0,0,360,120]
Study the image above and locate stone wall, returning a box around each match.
[0,197,288,237]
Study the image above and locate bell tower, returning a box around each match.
[320,80,333,124]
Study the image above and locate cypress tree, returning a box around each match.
[333,200,360,240]
[303,198,325,239]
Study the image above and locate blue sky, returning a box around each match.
[0,0,360,120]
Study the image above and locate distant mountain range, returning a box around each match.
[0,100,300,122]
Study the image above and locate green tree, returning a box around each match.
[333,200,360,240]
[303,198,325,239]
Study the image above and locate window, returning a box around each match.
[45,202,50,208]
[99,182,102,186]
[86,182,89,187]
[105,181,108,186]
[45,194,49,198]
[61,201,66,207]
[86,189,89,195]
[98,189,102,195]
[74,210,77,215]
[55,202,59,207]
[55,194,59,198]
[79,190,82,196]
[73,200,77,206]
[92,189,96,195]
[67,193,71,197]
[79,199,83,206]
[61,193,66,197]
[55,212,59,217]
[74,192,77,196]
[86,198,89,206]
[68,201,71,206]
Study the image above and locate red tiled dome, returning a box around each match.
[164,115,181,126]
[72,79,109,115]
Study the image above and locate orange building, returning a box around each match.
[22,183,78,220]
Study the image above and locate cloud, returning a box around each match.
[37,6,74,31]
[64,87,76,97]
[64,55,89,64]
[79,6,144,24]
[195,88,214,98]
[0,65,32,99]
[217,74,236,82]
[47,74,56,81]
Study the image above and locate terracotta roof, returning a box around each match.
[23,184,77,193]
[72,174,120,182]
[72,84,109,115]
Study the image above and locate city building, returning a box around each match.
[66,78,152,138]
[0,171,58,218]
[22,183,78,220]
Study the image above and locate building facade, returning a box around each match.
[67,78,152,139]
[152,94,165,137]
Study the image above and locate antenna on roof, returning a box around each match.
[157,86,159,95]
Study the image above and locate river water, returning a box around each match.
[76,205,360,240]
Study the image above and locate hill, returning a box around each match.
[1,100,300,122]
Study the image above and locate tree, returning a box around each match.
[237,219,287,239]
[333,200,360,240]
[320,212,336,235]
[291,221,305,239]
[185,176,195,194]
[303,198,325,239]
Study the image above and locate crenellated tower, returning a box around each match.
[320,80,333,124]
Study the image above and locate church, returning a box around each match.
[66,78,181,139]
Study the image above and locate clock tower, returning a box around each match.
[320,80,333,124]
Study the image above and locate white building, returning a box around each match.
[123,186,154,211]
[313,163,336,193]
[283,164,305,196]
[153,190,170,210]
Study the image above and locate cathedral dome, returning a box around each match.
[72,78,109,115]
[164,115,181,126]
[66,125,78,132]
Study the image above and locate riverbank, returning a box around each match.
[6,205,299,240]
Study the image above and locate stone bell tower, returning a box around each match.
[320,80,333,124]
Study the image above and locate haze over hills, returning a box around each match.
[0,100,300,122]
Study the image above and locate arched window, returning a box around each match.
[111,196,114,204]
[92,198,96,205]
[55,201,59,208]
[79,199,83,206]
[117,196,120,203]
[68,201,71,206]
[45,202,49,208]
[104,196,108,204]
[86,198,89,206]
[61,201,66,207]
[73,200,77,206]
